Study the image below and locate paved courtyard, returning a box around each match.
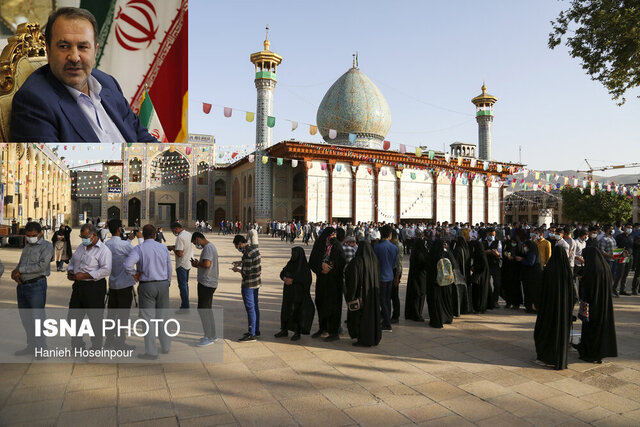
[0,232,639,426]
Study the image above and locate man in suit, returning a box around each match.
[10,7,157,142]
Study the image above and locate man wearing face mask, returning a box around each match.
[613,224,634,295]
[483,229,502,309]
[67,223,112,351]
[190,232,219,346]
[586,227,600,248]
[533,228,552,267]
[103,219,142,350]
[574,229,588,278]
[11,222,53,356]
[168,222,193,313]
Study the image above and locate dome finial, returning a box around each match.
[352,52,359,69]
[264,24,270,50]
[481,81,487,94]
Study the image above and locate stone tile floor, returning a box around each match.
[0,233,638,426]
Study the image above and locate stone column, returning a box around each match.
[303,161,309,222]
[484,182,489,224]
[499,184,505,224]
[395,169,401,224]
[451,176,456,223]
[373,166,380,223]
[327,163,334,223]
[432,173,438,222]
[351,164,358,223]
[468,180,473,225]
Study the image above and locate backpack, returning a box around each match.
[436,258,454,287]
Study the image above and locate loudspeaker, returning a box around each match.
[4,195,13,204]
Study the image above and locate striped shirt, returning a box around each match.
[342,244,357,269]
[240,244,261,289]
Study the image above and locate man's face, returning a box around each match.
[25,230,41,240]
[47,16,97,95]
[80,230,96,245]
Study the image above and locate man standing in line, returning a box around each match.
[373,225,399,332]
[103,219,142,350]
[124,224,173,360]
[11,222,53,356]
[232,235,261,342]
[168,222,193,313]
[614,224,634,296]
[390,229,404,324]
[247,225,260,248]
[67,223,112,351]
[534,228,552,267]
[191,232,219,346]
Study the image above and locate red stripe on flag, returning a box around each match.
[203,103,212,114]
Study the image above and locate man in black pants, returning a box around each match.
[191,232,219,346]
[390,230,403,323]
[103,219,142,350]
[67,223,112,350]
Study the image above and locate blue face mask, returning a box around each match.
[487,235,495,242]
[81,237,93,246]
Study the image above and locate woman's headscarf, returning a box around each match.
[309,226,336,274]
[282,246,312,287]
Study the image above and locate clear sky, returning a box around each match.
[187,0,640,175]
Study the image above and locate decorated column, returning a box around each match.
[250,27,282,227]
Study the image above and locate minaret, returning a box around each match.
[471,83,497,160]
[250,26,282,224]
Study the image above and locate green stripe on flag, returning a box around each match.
[80,0,117,65]
[139,91,153,128]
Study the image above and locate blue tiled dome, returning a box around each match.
[316,67,391,149]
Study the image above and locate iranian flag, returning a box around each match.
[138,89,167,142]
[79,0,188,142]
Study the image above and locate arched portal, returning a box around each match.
[196,199,208,222]
[232,178,240,220]
[128,198,141,227]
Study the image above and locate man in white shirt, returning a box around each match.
[67,223,112,350]
[168,222,193,313]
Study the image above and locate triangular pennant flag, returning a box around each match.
[224,107,232,117]
[457,156,463,166]
[349,133,357,143]
[396,170,402,179]
[445,153,451,162]
[399,144,406,154]
[415,147,422,157]
[267,116,276,128]
[383,140,390,150]
[428,150,435,160]
[470,158,477,167]
[309,125,318,135]
[410,172,416,180]
[231,152,238,158]
[321,163,327,170]
[246,112,255,122]
[329,129,337,139]
[336,164,342,172]
[202,103,212,114]
[291,121,298,131]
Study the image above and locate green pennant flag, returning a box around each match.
[277,158,283,166]
[267,116,276,128]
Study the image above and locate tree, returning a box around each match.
[549,0,640,105]
[561,187,632,223]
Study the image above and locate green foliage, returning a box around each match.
[561,187,632,223]
[549,0,640,105]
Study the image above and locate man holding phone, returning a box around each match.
[168,222,193,313]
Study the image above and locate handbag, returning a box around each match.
[347,281,362,311]
[578,300,589,323]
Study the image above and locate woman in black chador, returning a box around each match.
[276,247,316,341]
[309,227,346,342]
[404,238,429,321]
[534,246,574,370]
[575,247,618,363]
[426,240,454,328]
[469,240,491,313]
[518,239,543,313]
[450,237,472,315]
[345,241,382,346]
[502,236,524,309]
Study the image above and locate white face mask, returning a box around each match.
[625,228,632,234]
[26,236,39,244]
[590,233,597,239]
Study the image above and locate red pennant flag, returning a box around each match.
[383,140,390,150]
[203,103,212,114]
[231,152,238,158]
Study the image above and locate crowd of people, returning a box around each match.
[264,219,629,368]
[1,217,631,368]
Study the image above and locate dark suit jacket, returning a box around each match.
[10,65,157,142]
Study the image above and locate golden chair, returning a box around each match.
[0,23,48,142]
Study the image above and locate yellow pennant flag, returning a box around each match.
[246,112,255,122]
[415,147,422,157]
[262,156,268,164]
[309,125,317,135]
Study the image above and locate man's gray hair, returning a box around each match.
[80,223,97,236]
